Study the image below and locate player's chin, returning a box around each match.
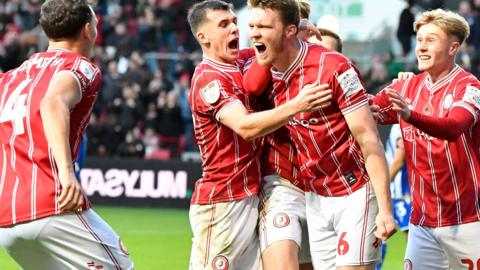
[256,56,272,66]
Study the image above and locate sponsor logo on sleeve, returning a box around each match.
[201,80,221,104]
[337,67,363,96]
[79,60,95,81]
[463,85,480,110]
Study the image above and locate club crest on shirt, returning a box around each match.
[463,85,480,110]
[337,67,363,97]
[273,212,290,228]
[443,94,454,109]
[212,255,229,270]
[201,80,221,104]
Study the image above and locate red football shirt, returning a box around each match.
[270,41,370,196]
[373,65,480,227]
[189,57,262,205]
[0,48,100,227]
[241,55,304,190]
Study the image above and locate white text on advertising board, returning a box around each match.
[80,169,187,199]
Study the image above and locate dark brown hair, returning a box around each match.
[187,0,233,35]
[248,0,300,29]
[40,0,93,40]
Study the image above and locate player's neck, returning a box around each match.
[272,39,300,73]
[203,52,235,66]
[427,61,455,84]
[48,40,88,58]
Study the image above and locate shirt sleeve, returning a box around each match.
[407,106,475,141]
[451,77,480,123]
[66,57,102,97]
[331,61,368,115]
[242,58,272,96]
[191,72,241,121]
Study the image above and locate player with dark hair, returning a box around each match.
[0,1,133,269]
[186,1,331,269]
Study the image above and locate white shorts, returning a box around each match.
[306,182,380,269]
[258,174,311,264]
[405,221,480,270]
[189,195,261,270]
[0,209,133,270]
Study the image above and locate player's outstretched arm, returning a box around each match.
[386,89,475,140]
[220,83,332,141]
[40,71,84,212]
[344,104,397,241]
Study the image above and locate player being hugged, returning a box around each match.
[247,0,397,269]
[186,1,331,269]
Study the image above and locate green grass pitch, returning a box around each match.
[0,206,406,269]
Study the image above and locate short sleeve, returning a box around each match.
[191,72,241,121]
[452,78,480,123]
[66,57,102,96]
[331,62,368,115]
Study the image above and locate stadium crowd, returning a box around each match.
[1,0,480,160]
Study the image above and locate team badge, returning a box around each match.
[212,255,229,270]
[337,67,363,97]
[201,80,221,104]
[118,238,129,255]
[422,101,434,116]
[463,85,480,110]
[443,94,454,109]
[273,213,290,228]
[404,259,413,270]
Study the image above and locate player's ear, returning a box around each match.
[197,32,210,46]
[286,24,298,39]
[448,41,460,56]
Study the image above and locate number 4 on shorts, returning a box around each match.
[0,79,30,135]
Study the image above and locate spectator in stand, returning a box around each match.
[157,91,184,157]
[397,0,417,57]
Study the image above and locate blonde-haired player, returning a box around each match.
[371,9,480,269]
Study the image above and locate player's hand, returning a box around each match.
[386,89,410,120]
[298,19,321,41]
[293,83,333,112]
[392,71,415,84]
[59,170,84,212]
[374,211,397,241]
[368,95,380,121]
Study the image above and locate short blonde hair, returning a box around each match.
[414,9,470,44]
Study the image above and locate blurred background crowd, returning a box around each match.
[1,0,479,160]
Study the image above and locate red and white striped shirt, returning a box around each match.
[270,41,369,196]
[373,65,480,227]
[0,48,101,227]
[262,128,304,190]
[189,57,262,205]
[241,55,304,190]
